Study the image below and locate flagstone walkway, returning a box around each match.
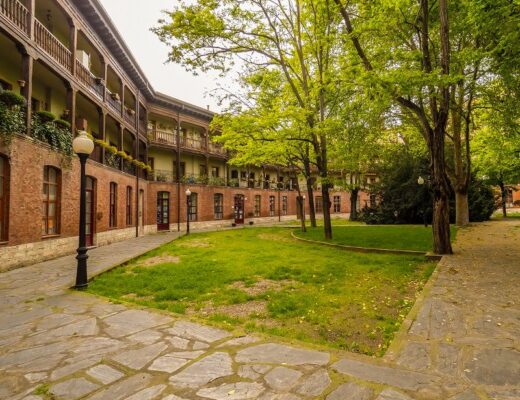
[0,221,519,400]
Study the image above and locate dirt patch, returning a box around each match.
[177,239,212,248]
[138,254,180,267]
[189,300,268,319]
[230,279,297,296]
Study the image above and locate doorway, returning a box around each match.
[157,191,170,231]
[234,194,245,224]
[85,176,95,247]
[138,189,144,235]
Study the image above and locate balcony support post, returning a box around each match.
[28,0,35,39]
[176,110,182,232]
[102,62,107,102]
[70,23,77,76]
[21,50,33,135]
[99,111,106,164]
[66,86,76,134]
[119,123,124,171]
[121,83,125,116]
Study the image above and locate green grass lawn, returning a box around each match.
[294,225,457,252]
[88,228,436,356]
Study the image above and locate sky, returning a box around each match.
[97,0,225,112]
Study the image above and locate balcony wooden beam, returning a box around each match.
[21,52,33,134]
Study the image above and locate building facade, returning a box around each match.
[0,0,367,271]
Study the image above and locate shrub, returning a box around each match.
[54,119,71,130]
[0,90,26,108]
[0,102,26,142]
[467,178,495,222]
[30,114,72,154]
[34,110,56,123]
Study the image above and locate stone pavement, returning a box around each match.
[0,221,519,400]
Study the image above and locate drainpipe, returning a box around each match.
[176,106,182,232]
[135,91,140,237]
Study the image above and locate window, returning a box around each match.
[126,186,133,225]
[282,196,288,215]
[254,195,261,217]
[189,192,198,221]
[231,170,238,179]
[109,182,117,228]
[315,196,323,213]
[269,195,275,217]
[211,166,219,178]
[240,171,247,180]
[42,166,60,235]
[200,164,208,177]
[214,193,223,220]
[0,156,9,241]
[333,196,341,213]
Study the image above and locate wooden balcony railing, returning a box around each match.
[208,141,226,156]
[34,19,72,72]
[75,60,104,100]
[123,110,136,127]
[148,128,177,146]
[183,136,205,151]
[0,0,30,34]
[106,90,122,115]
[150,169,175,183]
[139,119,146,134]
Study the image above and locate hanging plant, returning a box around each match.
[107,145,118,154]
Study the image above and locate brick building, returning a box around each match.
[0,0,368,271]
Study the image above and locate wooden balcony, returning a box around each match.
[208,141,226,156]
[183,136,205,151]
[148,128,177,147]
[0,0,30,35]
[34,19,72,72]
[150,169,175,183]
[106,90,122,115]
[76,60,104,100]
[123,110,135,127]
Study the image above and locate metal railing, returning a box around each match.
[34,19,72,72]
[0,0,29,34]
[106,89,122,115]
[208,141,226,155]
[75,60,104,99]
[150,169,175,182]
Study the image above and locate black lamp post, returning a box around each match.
[185,188,191,235]
[302,194,306,222]
[72,130,94,289]
[417,176,428,227]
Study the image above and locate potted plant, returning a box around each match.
[110,92,120,101]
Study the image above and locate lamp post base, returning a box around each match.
[75,246,89,289]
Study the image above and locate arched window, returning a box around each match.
[282,196,288,215]
[126,186,133,225]
[254,195,261,217]
[0,155,9,241]
[269,195,275,217]
[214,193,223,220]
[109,182,117,228]
[189,192,198,221]
[42,166,61,235]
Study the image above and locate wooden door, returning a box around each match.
[234,194,245,224]
[138,189,144,235]
[85,177,95,247]
[157,191,170,231]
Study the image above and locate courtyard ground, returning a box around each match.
[0,220,518,400]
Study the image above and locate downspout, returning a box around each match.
[135,91,140,237]
[176,106,182,232]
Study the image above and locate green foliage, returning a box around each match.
[34,110,56,123]
[0,102,25,142]
[0,90,26,108]
[54,119,71,129]
[30,114,72,154]
[88,227,434,355]
[467,178,495,222]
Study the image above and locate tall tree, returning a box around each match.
[154,0,342,239]
[333,0,455,254]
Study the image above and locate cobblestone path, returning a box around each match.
[0,221,518,400]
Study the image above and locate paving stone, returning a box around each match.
[294,369,330,397]
[486,388,520,400]
[103,310,171,338]
[128,329,164,345]
[217,336,261,348]
[50,377,99,400]
[464,348,520,385]
[236,343,330,366]
[326,382,373,400]
[436,343,460,376]
[264,366,303,392]
[332,358,438,390]
[165,350,205,359]
[24,372,47,384]
[50,355,102,381]
[192,341,210,350]
[112,342,168,370]
[0,342,67,369]
[71,336,126,356]
[87,364,125,384]
[125,384,167,400]
[88,373,153,400]
[169,352,233,388]
[448,389,480,400]
[22,396,43,400]
[148,354,191,373]
[166,321,230,343]
[375,389,414,400]
[161,396,189,400]
[166,336,190,349]
[396,342,431,371]
[196,382,266,399]
[258,393,301,400]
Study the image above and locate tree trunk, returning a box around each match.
[306,179,317,227]
[499,181,507,217]
[297,195,306,232]
[350,188,359,221]
[322,184,332,239]
[455,191,469,226]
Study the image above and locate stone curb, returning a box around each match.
[290,230,429,257]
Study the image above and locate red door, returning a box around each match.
[85,177,95,247]
[157,192,170,231]
[234,194,245,224]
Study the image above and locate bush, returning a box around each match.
[34,110,56,123]
[0,90,26,108]
[467,178,495,222]
[0,102,26,141]
[54,119,71,129]
[30,114,72,154]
